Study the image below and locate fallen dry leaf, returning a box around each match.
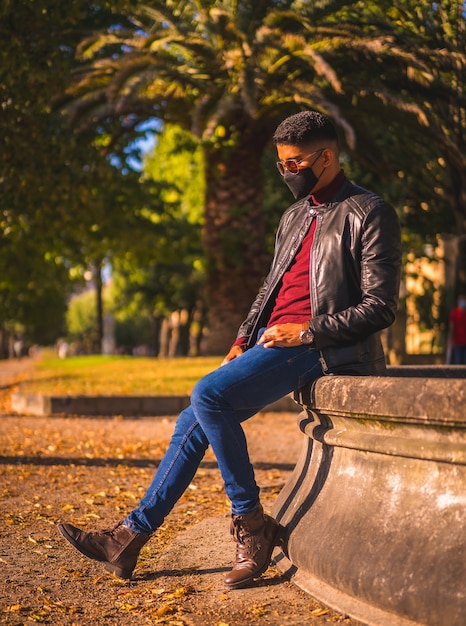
[311,607,330,616]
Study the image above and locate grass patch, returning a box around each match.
[20,353,222,396]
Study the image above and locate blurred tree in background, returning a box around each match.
[0,0,158,355]
[109,125,206,356]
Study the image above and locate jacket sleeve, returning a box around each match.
[310,200,402,349]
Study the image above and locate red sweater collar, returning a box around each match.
[310,169,346,205]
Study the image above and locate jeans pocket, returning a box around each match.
[256,327,266,342]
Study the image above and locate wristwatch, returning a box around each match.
[299,323,315,345]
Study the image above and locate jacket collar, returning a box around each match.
[309,169,346,205]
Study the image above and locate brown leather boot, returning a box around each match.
[57,521,150,579]
[224,505,280,589]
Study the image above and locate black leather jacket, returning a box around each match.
[236,179,402,375]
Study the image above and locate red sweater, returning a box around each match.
[450,307,466,346]
[234,170,346,348]
[267,219,315,327]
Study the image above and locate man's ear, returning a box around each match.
[321,148,334,166]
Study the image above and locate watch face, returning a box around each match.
[300,330,314,345]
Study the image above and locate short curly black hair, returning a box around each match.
[273,111,338,146]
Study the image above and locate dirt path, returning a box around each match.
[0,360,354,625]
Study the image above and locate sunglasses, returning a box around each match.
[276,149,324,176]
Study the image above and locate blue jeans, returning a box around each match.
[452,345,466,365]
[124,334,323,534]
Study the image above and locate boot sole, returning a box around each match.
[225,560,270,590]
[57,524,133,580]
[103,562,133,579]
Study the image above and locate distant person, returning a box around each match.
[13,339,23,359]
[448,295,466,364]
[58,341,69,359]
[58,110,402,589]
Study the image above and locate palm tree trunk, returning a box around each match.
[202,129,269,355]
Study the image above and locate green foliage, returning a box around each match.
[113,309,155,354]
[66,290,98,343]
[107,123,206,353]
[0,0,146,345]
[312,0,465,235]
[143,124,205,223]
[65,281,163,354]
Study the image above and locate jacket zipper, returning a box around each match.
[248,206,314,345]
[308,206,329,374]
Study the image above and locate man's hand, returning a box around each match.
[257,323,303,348]
[221,345,244,366]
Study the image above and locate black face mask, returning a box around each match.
[283,167,319,200]
[282,151,324,200]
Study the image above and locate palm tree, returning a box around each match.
[64,0,465,352]
[325,0,465,227]
[64,0,359,353]
[315,0,465,290]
